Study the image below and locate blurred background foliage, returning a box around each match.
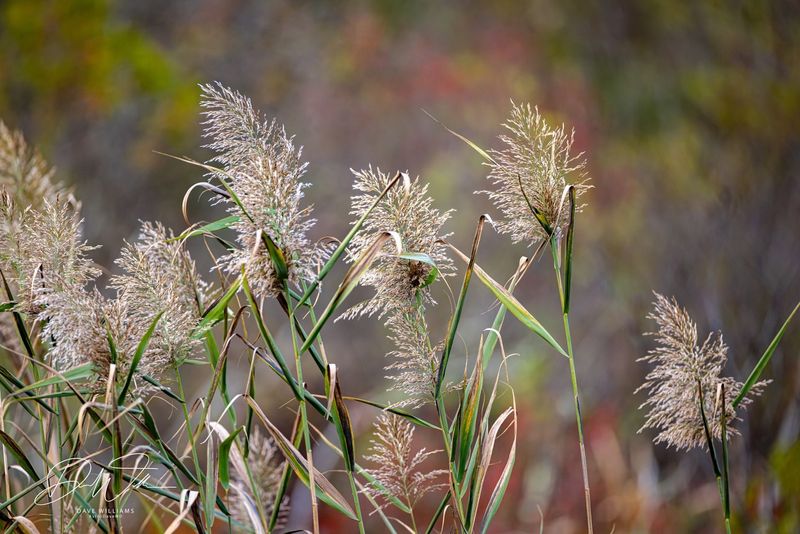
[2,0,799,532]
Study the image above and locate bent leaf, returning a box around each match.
[245,397,357,520]
[448,243,567,357]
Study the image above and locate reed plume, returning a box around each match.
[364,413,446,512]
[638,293,768,450]
[342,166,452,320]
[0,120,62,217]
[11,197,100,316]
[200,82,327,297]
[112,221,206,370]
[481,102,589,244]
[384,308,443,407]
[230,429,288,529]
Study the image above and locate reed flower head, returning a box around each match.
[343,166,453,320]
[112,221,206,369]
[637,293,768,450]
[39,286,108,372]
[11,197,99,315]
[364,413,447,509]
[481,102,589,244]
[0,120,62,216]
[200,82,327,297]
[230,429,288,529]
[384,309,442,408]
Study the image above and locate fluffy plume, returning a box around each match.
[10,197,99,316]
[230,429,288,529]
[0,121,66,356]
[0,120,62,216]
[384,309,442,408]
[481,102,589,244]
[39,286,108,372]
[364,413,447,510]
[343,166,452,320]
[637,293,768,450]
[112,221,206,371]
[200,82,327,297]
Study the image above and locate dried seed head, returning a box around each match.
[342,167,453,320]
[11,197,100,315]
[384,309,442,408]
[364,413,447,509]
[230,429,288,529]
[112,221,206,370]
[39,286,108,372]
[0,120,62,217]
[481,102,589,244]
[637,293,768,450]
[200,82,328,297]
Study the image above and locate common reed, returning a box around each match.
[638,293,796,533]
[0,87,795,534]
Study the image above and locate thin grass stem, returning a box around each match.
[549,236,593,534]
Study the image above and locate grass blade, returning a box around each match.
[733,299,800,408]
[118,311,163,404]
[14,363,94,395]
[480,396,517,533]
[341,396,439,430]
[563,186,576,314]
[0,430,42,487]
[244,396,357,520]
[423,110,496,164]
[720,384,731,527]
[0,365,55,415]
[448,243,567,357]
[193,277,241,339]
[172,215,240,241]
[436,215,487,399]
[325,364,355,472]
[298,231,401,356]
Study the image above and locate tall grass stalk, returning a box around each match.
[548,233,594,533]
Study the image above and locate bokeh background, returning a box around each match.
[2,1,800,532]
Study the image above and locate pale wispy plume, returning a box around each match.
[9,198,109,374]
[230,429,288,529]
[11,197,100,316]
[38,287,107,372]
[637,293,768,450]
[112,221,206,371]
[1,121,66,355]
[481,102,589,244]
[343,166,453,320]
[200,82,327,297]
[0,120,62,216]
[384,309,442,408]
[364,413,446,510]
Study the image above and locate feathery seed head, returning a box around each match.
[384,309,442,408]
[39,286,108,372]
[637,293,768,450]
[230,429,288,529]
[0,120,62,214]
[364,413,447,509]
[11,197,99,315]
[199,82,327,297]
[112,221,206,370]
[481,102,589,244]
[343,166,453,320]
